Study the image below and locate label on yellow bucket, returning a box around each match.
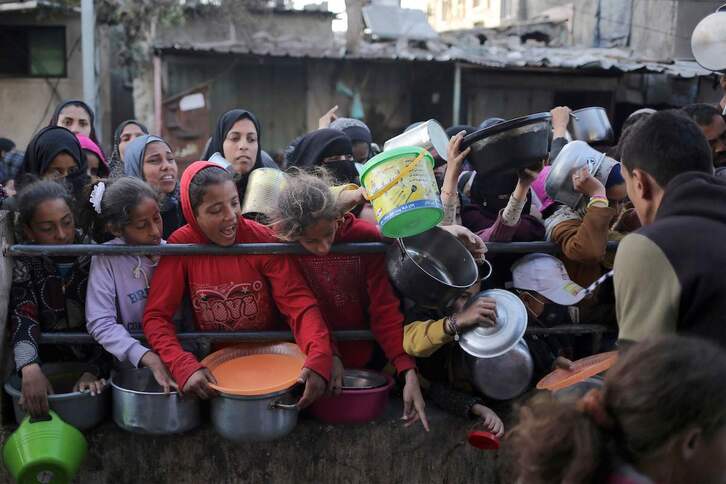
[362,149,442,236]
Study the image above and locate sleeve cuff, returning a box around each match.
[392,355,417,375]
[128,343,151,369]
[303,353,332,382]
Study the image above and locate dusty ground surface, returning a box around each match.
[0,396,512,484]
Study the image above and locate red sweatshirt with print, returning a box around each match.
[143,161,333,388]
[295,213,415,374]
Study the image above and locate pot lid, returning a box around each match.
[459,289,527,358]
[342,369,388,390]
[202,343,305,396]
[426,120,450,161]
[536,351,618,392]
[691,5,726,72]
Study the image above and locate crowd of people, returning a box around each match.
[2,90,726,483]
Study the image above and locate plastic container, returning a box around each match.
[308,374,394,424]
[3,411,87,484]
[360,146,442,238]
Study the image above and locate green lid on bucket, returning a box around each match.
[3,411,87,484]
[360,146,443,238]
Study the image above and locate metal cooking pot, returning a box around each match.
[461,113,552,177]
[384,120,450,164]
[545,140,607,208]
[4,362,110,431]
[568,107,613,145]
[241,168,288,219]
[463,339,534,401]
[211,385,299,442]
[386,226,479,309]
[692,4,726,72]
[110,367,201,435]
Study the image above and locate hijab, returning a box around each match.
[48,99,100,146]
[203,109,265,197]
[330,118,373,144]
[20,126,86,180]
[76,134,109,178]
[109,120,149,178]
[179,161,221,241]
[17,126,88,197]
[288,129,358,183]
[122,134,171,179]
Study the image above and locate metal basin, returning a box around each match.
[463,339,534,401]
[110,367,201,435]
[211,386,299,443]
[5,362,110,431]
[342,369,388,390]
[386,226,479,310]
[461,113,552,177]
[568,107,613,145]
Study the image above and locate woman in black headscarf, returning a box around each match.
[203,109,275,198]
[108,120,149,178]
[287,129,358,184]
[48,99,101,147]
[16,126,89,203]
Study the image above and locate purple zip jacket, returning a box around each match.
[85,238,163,367]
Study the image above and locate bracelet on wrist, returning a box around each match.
[449,315,461,341]
[587,195,609,209]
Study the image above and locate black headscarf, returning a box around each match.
[109,119,149,178]
[48,99,100,147]
[17,126,89,196]
[288,129,358,183]
[203,109,264,197]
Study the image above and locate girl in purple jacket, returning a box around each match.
[83,177,176,391]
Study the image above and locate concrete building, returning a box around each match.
[428,0,503,31]
[0,1,113,150]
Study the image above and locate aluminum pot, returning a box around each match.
[691,4,726,72]
[461,113,552,177]
[386,226,479,309]
[211,386,299,442]
[463,339,534,401]
[4,362,110,431]
[110,367,200,435]
[568,107,613,145]
[241,167,288,219]
[384,120,450,164]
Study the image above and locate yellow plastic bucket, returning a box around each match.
[360,147,443,238]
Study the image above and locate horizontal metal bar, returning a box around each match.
[7,241,619,257]
[7,243,385,257]
[38,325,613,344]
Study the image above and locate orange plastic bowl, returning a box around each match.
[201,343,305,396]
[537,351,618,392]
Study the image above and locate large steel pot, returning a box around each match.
[110,367,201,435]
[386,226,479,309]
[568,107,613,145]
[463,339,534,401]
[211,386,299,442]
[384,120,450,164]
[692,4,726,73]
[461,113,552,177]
[4,362,110,431]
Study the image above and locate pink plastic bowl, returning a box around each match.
[308,374,394,424]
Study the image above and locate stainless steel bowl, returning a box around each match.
[545,140,606,208]
[463,339,533,401]
[211,386,299,443]
[110,367,201,435]
[384,120,450,163]
[5,362,110,431]
[568,107,614,145]
[386,226,479,309]
[342,369,388,390]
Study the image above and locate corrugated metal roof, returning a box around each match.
[156,34,715,79]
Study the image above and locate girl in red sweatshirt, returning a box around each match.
[273,169,429,431]
[142,161,332,407]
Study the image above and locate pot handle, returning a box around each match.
[270,401,298,411]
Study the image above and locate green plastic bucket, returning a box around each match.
[3,411,87,484]
[360,146,443,238]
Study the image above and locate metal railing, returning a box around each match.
[7,240,620,257]
[6,240,619,347]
